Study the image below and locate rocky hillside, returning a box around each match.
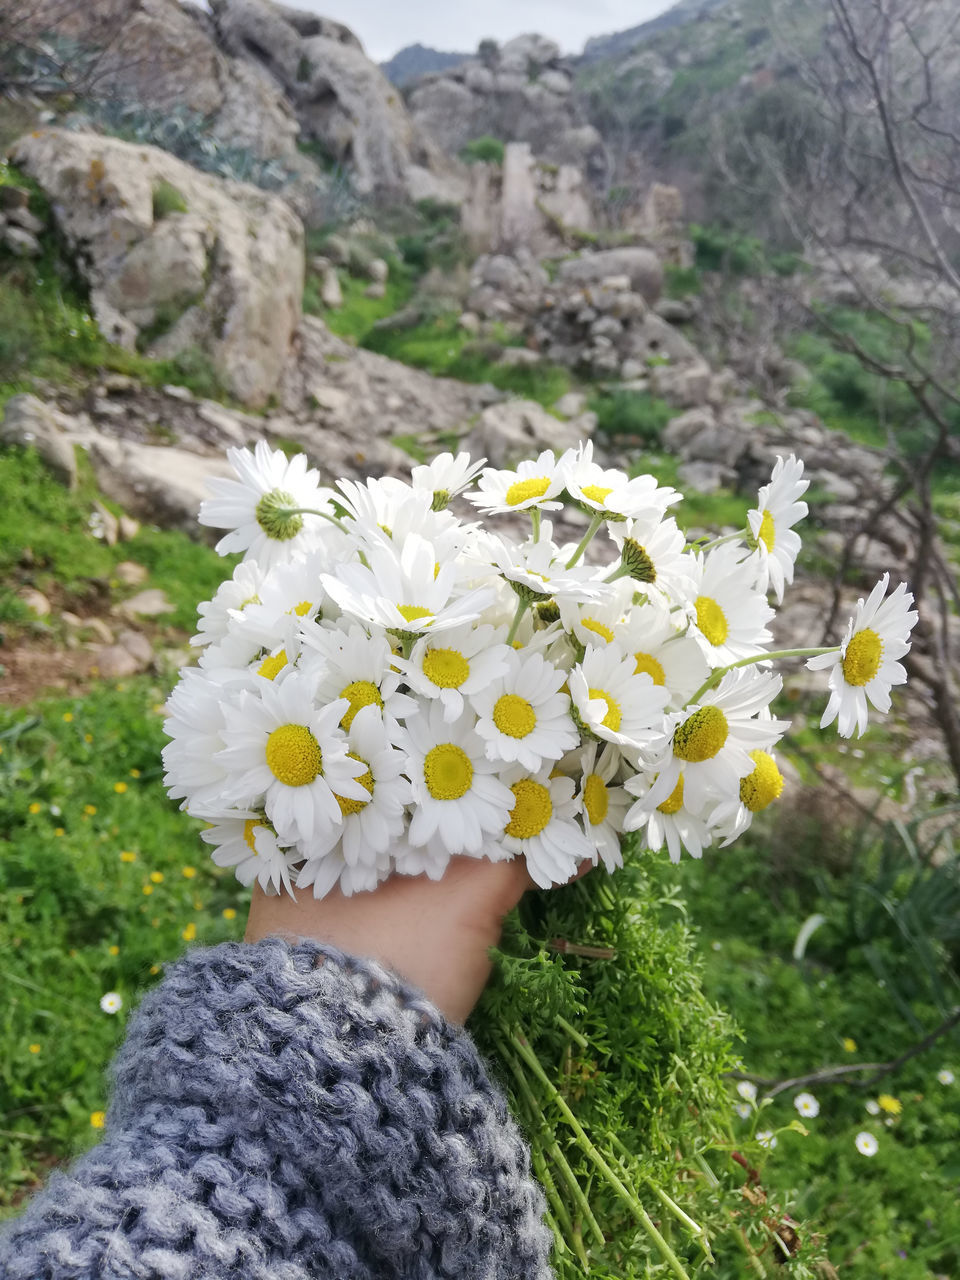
[381,44,469,87]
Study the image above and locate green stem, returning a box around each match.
[603,562,630,583]
[505,597,529,646]
[496,1034,605,1249]
[278,505,350,535]
[686,645,840,707]
[565,513,605,569]
[556,1015,590,1051]
[531,508,542,543]
[608,1134,712,1259]
[691,528,749,553]
[507,1026,693,1280]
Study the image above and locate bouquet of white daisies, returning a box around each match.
[162,440,918,900]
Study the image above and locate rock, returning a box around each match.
[2,225,41,257]
[539,69,572,95]
[92,501,120,547]
[685,423,749,468]
[310,385,352,416]
[0,185,29,212]
[368,257,389,284]
[91,645,142,680]
[85,435,235,534]
[117,629,155,667]
[619,359,646,381]
[13,129,304,409]
[19,588,51,617]
[458,312,481,334]
[320,266,344,309]
[7,205,45,236]
[498,347,542,367]
[558,249,664,306]
[364,280,387,300]
[468,398,588,467]
[649,361,712,408]
[677,460,735,493]
[810,470,859,502]
[116,589,175,619]
[553,392,588,418]
[661,408,716,454]
[0,394,78,488]
[212,0,417,195]
[656,297,697,324]
[114,561,149,586]
[65,614,115,645]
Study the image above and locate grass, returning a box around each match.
[0,446,235,633]
[305,261,416,343]
[628,451,749,531]
[590,388,675,445]
[0,679,247,1214]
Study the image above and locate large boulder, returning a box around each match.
[557,248,664,306]
[12,130,304,409]
[211,0,416,195]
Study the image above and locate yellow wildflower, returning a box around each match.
[181,866,197,879]
[113,782,128,794]
[149,871,164,884]
[83,804,97,815]
[222,908,237,921]
[182,922,197,942]
[28,802,42,815]
[877,1094,902,1115]
[28,1044,41,1054]
[90,1111,105,1129]
[843,1038,857,1054]
[120,851,136,863]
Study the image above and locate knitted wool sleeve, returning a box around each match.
[0,937,554,1280]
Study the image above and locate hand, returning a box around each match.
[246,856,536,1024]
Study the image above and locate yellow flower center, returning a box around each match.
[291,600,313,617]
[505,778,553,838]
[739,750,784,813]
[634,652,666,685]
[877,1094,901,1115]
[674,706,728,762]
[422,647,470,688]
[493,694,537,739]
[265,724,323,787]
[506,476,551,506]
[757,510,776,553]
[694,596,729,647]
[581,618,615,643]
[581,484,613,506]
[257,650,288,680]
[242,819,261,853]
[335,753,374,817]
[588,687,621,733]
[583,773,608,825]
[397,603,434,625]
[841,628,883,687]
[657,775,685,815]
[339,680,383,730]
[424,743,474,800]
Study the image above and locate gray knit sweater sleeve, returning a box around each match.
[0,937,554,1280]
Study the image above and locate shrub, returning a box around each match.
[151,180,187,221]
[590,389,675,444]
[460,135,506,166]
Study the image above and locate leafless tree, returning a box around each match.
[0,0,144,99]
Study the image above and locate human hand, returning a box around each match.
[245,856,538,1024]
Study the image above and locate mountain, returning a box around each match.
[381,44,470,87]
[580,0,734,63]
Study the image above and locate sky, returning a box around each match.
[296,0,677,62]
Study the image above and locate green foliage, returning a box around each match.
[363,313,571,406]
[150,180,188,221]
[628,451,747,530]
[0,446,233,632]
[395,199,467,277]
[663,265,700,298]
[305,261,416,343]
[0,681,248,1213]
[459,135,506,166]
[590,390,675,444]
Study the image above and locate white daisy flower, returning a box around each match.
[574,741,631,872]
[488,533,611,605]
[214,671,368,845]
[558,580,633,650]
[237,550,333,653]
[737,1081,758,1103]
[335,474,420,526]
[622,768,715,863]
[710,749,786,846]
[806,573,918,738]
[322,533,495,637]
[565,444,681,522]
[748,455,808,603]
[607,514,697,607]
[498,766,594,889]
[938,1069,955,1086]
[865,1099,881,1116]
[299,842,394,899]
[757,1130,777,1150]
[794,1092,820,1118]
[735,1102,752,1120]
[686,544,775,664]
[99,991,123,1014]
[400,703,514,856]
[855,1131,879,1157]
[473,649,578,772]
[643,668,789,816]
[301,623,417,739]
[411,451,487,508]
[198,439,335,569]
[199,811,299,895]
[191,560,265,649]
[394,623,512,723]
[569,643,670,750]
[162,668,232,812]
[294,705,409,875]
[616,604,711,710]
[468,450,568,514]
